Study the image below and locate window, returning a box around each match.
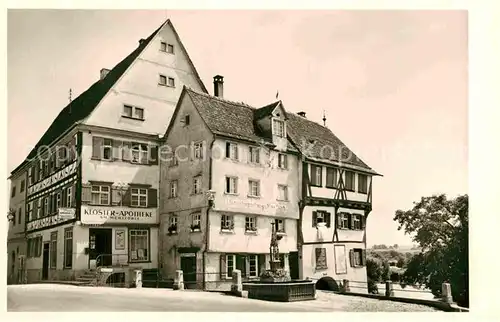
[27,202,33,222]
[352,214,362,230]
[129,229,149,262]
[28,167,33,186]
[274,218,285,233]
[350,248,365,267]
[194,142,203,159]
[278,154,288,169]
[167,77,175,87]
[313,211,331,227]
[345,171,355,191]
[18,207,22,225]
[67,186,73,208]
[273,119,285,137]
[278,185,288,201]
[11,186,16,198]
[169,180,178,198]
[248,255,258,277]
[131,188,148,207]
[191,212,201,231]
[326,168,337,188]
[193,176,202,195]
[249,147,260,164]
[170,149,179,166]
[123,105,144,120]
[160,42,174,54]
[101,138,112,161]
[226,254,235,279]
[358,174,368,194]
[311,164,322,186]
[159,75,167,86]
[245,216,257,232]
[131,143,148,164]
[339,213,350,229]
[168,214,178,234]
[50,232,57,269]
[225,142,238,160]
[248,180,260,197]
[315,248,328,269]
[91,185,110,205]
[64,228,73,268]
[20,180,25,193]
[184,115,190,125]
[44,197,49,216]
[221,214,234,231]
[37,199,42,219]
[225,176,238,194]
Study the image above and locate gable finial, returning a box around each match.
[275,90,279,100]
[323,110,327,127]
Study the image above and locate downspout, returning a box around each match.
[203,138,215,290]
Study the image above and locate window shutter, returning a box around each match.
[284,155,287,169]
[337,213,342,228]
[312,211,317,227]
[258,254,266,275]
[148,189,158,208]
[225,142,230,158]
[326,212,331,228]
[122,142,131,161]
[110,188,120,206]
[361,215,366,230]
[122,188,131,206]
[113,140,122,161]
[349,249,355,267]
[219,254,226,279]
[81,186,91,204]
[348,214,353,229]
[361,249,367,266]
[62,188,67,207]
[38,237,42,257]
[149,146,159,165]
[47,195,52,215]
[92,137,103,159]
[235,145,239,160]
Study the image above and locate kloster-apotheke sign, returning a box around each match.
[27,162,78,196]
[81,206,158,225]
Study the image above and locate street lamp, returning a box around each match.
[7,208,15,223]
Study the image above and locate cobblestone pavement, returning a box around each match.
[8,284,439,312]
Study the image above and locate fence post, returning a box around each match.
[174,270,184,290]
[385,280,394,297]
[342,279,350,293]
[441,282,453,304]
[134,269,142,289]
[230,269,242,294]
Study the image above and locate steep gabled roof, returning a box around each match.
[286,112,378,173]
[11,19,207,176]
[181,87,377,174]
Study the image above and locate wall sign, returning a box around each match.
[27,162,78,196]
[58,207,76,220]
[81,206,157,225]
[26,211,76,232]
[225,198,286,211]
[115,229,125,250]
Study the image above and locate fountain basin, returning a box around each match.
[242,280,316,302]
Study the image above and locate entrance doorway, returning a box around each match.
[89,228,113,267]
[180,255,197,289]
[42,243,50,280]
[288,251,299,280]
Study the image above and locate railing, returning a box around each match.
[95,254,130,269]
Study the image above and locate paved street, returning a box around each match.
[7,284,438,312]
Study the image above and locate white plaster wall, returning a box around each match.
[208,211,297,253]
[211,139,300,219]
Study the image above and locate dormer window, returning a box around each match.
[273,119,285,137]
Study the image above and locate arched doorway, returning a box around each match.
[315,276,340,291]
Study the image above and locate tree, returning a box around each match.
[394,194,468,307]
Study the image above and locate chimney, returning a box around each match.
[139,38,146,46]
[297,111,306,118]
[214,75,224,98]
[100,68,110,80]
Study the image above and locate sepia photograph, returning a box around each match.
[6,9,469,313]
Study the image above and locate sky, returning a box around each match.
[7,9,468,247]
